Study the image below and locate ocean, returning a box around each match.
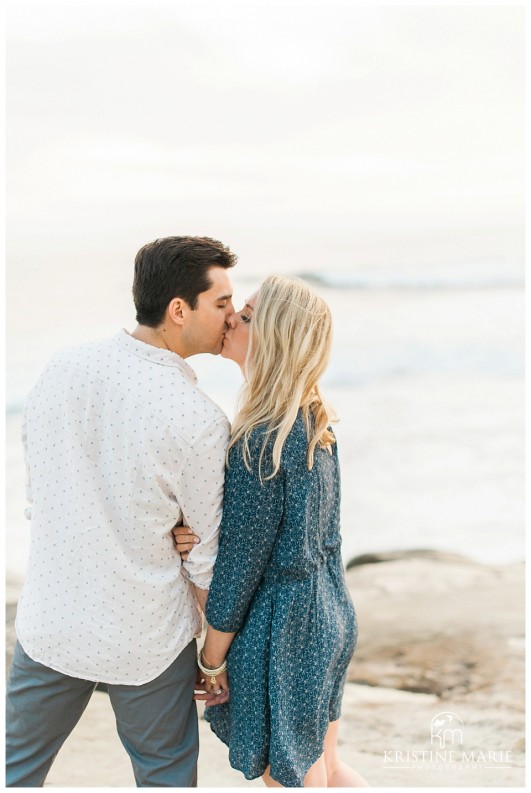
[5,1,524,582]
[5,252,524,585]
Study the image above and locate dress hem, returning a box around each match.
[206,711,342,788]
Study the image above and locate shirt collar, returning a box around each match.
[114,329,198,384]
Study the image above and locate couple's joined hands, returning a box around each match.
[173,522,229,707]
[195,666,229,707]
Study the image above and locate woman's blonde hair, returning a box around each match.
[228,274,337,480]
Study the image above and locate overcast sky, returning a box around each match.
[6,2,525,274]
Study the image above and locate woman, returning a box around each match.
[175,275,367,788]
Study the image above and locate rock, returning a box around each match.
[512,736,525,753]
[5,602,17,675]
[346,548,473,568]
[346,557,524,701]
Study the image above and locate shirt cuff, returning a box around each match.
[181,563,213,591]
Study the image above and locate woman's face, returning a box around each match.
[221,291,258,367]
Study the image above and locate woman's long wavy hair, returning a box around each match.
[228,274,337,480]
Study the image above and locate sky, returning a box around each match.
[2,2,526,572]
[5,2,525,276]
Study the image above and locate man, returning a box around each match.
[6,236,237,787]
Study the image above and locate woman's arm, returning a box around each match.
[204,437,284,635]
[192,587,234,676]
[201,626,235,668]
[194,619,234,703]
[188,434,284,702]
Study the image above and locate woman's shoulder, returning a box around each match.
[226,422,273,472]
[227,414,302,470]
[228,410,336,473]
[285,410,338,465]
[285,409,310,445]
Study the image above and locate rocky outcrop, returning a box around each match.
[345,554,524,701]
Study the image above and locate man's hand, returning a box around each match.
[173,525,200,560]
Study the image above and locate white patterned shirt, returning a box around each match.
[16,330,230,684]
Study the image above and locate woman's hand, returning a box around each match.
[195,667,229,706]
[172,524,200,560]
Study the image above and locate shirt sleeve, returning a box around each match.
[179,416,230,590]
[22,411,32,521]
[205,435,284,632]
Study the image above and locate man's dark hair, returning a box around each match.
[133,236,237,327]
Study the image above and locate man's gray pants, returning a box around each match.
[5,639,199,787]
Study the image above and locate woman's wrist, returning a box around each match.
[201,648,226,668]
[198,649,226,676]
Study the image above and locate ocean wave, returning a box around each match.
[323,345,523,387]
[299,269,524,290]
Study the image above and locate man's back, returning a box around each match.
[6,234,237,788]
[17,330,230,684]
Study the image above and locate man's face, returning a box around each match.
[182,267,234,356]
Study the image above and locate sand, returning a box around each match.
[5,552,525,787]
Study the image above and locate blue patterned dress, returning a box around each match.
[204,412,358,787]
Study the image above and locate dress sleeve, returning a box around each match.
[205,435,284,632]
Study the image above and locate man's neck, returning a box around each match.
[129,325,187,358]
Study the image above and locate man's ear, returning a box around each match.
[167,297,189,327]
